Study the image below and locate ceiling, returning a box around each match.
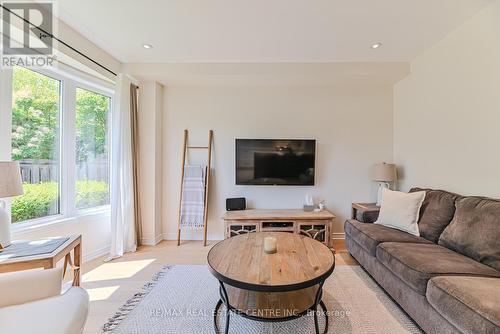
[56,0,490,64]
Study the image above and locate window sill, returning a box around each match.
[77,205,111,217]
[11,206,111,236]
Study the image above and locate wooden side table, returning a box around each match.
[0,235,82,286]
[351,203,380,223]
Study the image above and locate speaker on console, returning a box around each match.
[226,197,246,211]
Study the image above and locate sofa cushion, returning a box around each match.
[410,188,462,243]
[427,276,500,334]
[344,219,431,256]
[376,242,500,295]
[439,196,500,271]
[375,189,426,236]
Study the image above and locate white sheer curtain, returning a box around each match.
[109,74,137,259]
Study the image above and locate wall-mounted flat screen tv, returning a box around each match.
[236,139,316,186]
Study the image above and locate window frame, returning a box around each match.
[0,63,114,231]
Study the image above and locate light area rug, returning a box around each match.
[103,265,422,334]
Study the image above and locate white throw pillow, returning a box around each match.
[375,188,426,236]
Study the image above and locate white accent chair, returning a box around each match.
[0,268,89,334]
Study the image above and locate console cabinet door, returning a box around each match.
[297,221,330,245]
[225,221,259,238]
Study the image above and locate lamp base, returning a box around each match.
[376,182,391,207]
[0,200,11,249]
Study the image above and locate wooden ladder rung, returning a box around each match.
[188,146,209,149]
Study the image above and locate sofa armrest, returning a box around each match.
[0,268,62,308]
[345,219,374,227]
[0,287,89,334]
[361,210,379,223]
[352,203,380,223]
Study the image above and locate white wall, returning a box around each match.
[162,84,394,240]
[138,81,164,245]
[394,2,500,197]
[12,212,111,262]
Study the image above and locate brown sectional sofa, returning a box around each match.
[345,188,500,334]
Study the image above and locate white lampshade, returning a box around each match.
[372,163,397,182]
[0,161,23,198]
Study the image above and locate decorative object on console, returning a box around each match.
[374,188,426,236]
[372,162,397,206]
[303,193,315,211]
[0,162,23,249]
[226,197,246,211]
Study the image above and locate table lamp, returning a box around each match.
[0,161,23,249]
[372,162,397,206]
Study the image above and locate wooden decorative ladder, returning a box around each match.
[177,129,213,246]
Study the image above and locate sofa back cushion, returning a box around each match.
[439,197,500,271]
[410,188,462,242]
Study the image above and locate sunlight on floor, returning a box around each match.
[86,285,120,301]
[83,259,156,282]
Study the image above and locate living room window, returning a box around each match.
[5,65,113,226]
[11,67,62,222]
[75,88,110,210]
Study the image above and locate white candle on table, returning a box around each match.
[264,236,277,254]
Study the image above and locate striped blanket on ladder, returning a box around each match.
[180,165,206,230]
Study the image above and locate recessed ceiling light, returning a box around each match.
[142,44,153,49]
[371,42,382,49]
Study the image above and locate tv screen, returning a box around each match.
[236,139,316,185]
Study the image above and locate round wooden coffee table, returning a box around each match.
[207,232,335,334]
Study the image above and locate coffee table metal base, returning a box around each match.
[213,281,329,334]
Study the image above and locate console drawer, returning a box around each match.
[261,221,294,229]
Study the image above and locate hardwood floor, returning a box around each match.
[81,239,357,334]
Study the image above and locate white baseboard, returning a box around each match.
[141,234,163,246]
[83,244,110,262]
[332,232,345,240]
[81,234,343,262]
[164,232,346,241]
[162,232,223,241]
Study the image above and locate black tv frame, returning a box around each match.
[235,138,316,186]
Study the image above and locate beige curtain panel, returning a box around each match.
[130,84,142,247]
